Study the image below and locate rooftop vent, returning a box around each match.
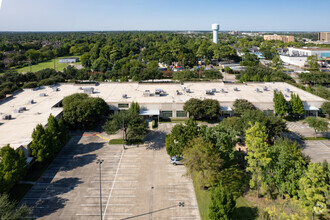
[28,99,34,104]
[206,90,213,95]
[221,88,226,93]
[263,86,268,91]
[176,90,182,95]
[285,88,291,93]
[39,93,47,97]
[19,107,26,112]
[211,88,216,93]
[185,88,191,93]
[233,87,239,91]
[122,94,127,99]
[255,88,260,93]
[52,87,59,92]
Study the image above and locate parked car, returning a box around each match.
[171,156,184,165]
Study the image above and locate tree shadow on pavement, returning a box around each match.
[144,130,167,151]
[21,177,83,219]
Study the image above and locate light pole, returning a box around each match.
[122,112,125,150]
[96,159,104,220]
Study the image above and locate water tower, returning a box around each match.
[212,24,220,44]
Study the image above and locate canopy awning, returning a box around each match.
[221,106,233,112]
[139,109,160,116]
[304,106,319,111]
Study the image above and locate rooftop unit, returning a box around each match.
[14,109,22,113]
[52,87,60,92]
[39,93,47,97]
[83,87,94,94]
[285,88,291,93]
[155,89,166,96]
[205,90,213,95]
[28,99,34,104]
[220,88,226,93]
[255,88,261,93]
[263,86,268,91]
[143,90,151,97]
[19,107,26,112]
[233,87,239,91]
[211,88,217,93]
[2,114,12,120]
[122,94,127,99]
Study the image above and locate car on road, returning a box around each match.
[171,156,184,165]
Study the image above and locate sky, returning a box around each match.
[0,0,329,32]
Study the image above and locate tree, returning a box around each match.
[30,124,53,163]
[202,99,220,118]
[183,137,223,189]
[166,118,198,157]
[240,53,259,67]
[267,138,306,198]
[233,99,255,116]
[321,102,330,115]
[0,194,30,219]
[62,94,109,128]
[273,90,288,116]
[307,55,319,72]
[183,98,204,119]
[271,55,284,70]
[209,184,236,220]
[290,93,305,116]
[245,122,271,198]
[46,114,61,154]
[304,117,329,137]
[103,102,148,144]
[299,163,328,220]
[0,145,27,193]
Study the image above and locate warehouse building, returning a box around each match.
[0,82,326,156]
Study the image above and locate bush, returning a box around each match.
[22,81,38,88]
[38,78,56,86]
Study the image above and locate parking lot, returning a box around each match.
[21,127,200,219]
[302,140,330,163]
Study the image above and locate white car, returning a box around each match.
[171,156,184,165]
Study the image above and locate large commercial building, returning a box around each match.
[264,35,295,43]
[280,47,330,67]
[319,32,330,42]
[0,82,326,156]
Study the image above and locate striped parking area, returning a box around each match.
[20,131,200,219]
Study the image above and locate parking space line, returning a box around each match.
[102,149,125,219]
[81,204,134,207]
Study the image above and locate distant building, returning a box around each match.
[288,47,330,58]
[280,47,330,67]
[264,35,295,43]
[319,32,330,42]
[59,57,79,63]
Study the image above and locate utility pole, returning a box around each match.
[122,112,125,150]
[96,159,104,220]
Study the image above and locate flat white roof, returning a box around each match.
[0,82,326,150]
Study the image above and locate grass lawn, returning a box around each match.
[109,139,124,144]
[192,172,211,220]
[192,172,259,220]
[15,56,81,73]
[232,197,258,220]
[302,137,330,140]
[9,184,33,204]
